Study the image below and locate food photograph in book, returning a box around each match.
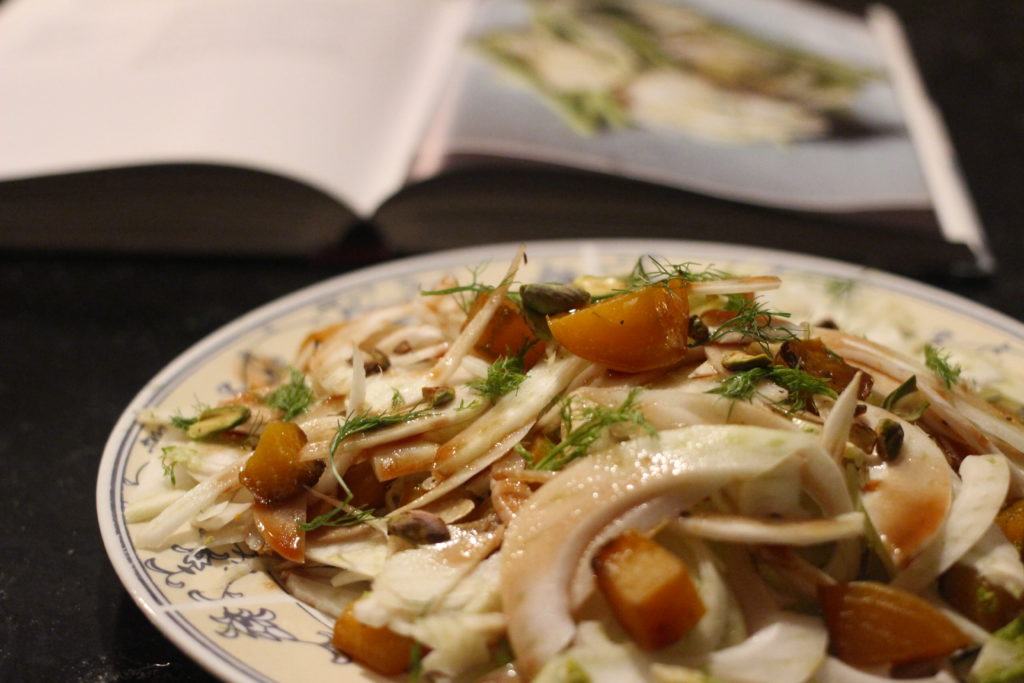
[426,0,931,213]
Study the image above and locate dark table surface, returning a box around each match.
[2,1,1023,680]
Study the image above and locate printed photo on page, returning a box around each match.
[425,0,931,213]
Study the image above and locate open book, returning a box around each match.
[0,0,989,276]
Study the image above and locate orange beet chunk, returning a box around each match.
[593,530,705,650]
[342,460,388,510]
[997,498,1024,556]
[776,337,873,398]
[240,422,322,505]
[252,492,307,563]
[332,602,416,676]
[467,294,545,368]
[549,283,689,373]
[818,581,970,667]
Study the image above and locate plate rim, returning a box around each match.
[96,238,1024,682]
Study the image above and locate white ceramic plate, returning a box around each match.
[97,240,1024,682]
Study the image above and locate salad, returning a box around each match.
[129,248,1024,682]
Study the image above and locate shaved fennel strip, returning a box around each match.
[859,405,954,569]
[389,424,532,516]
[818,326,1024,460]
[717,544,780,633]
[388,341,448,367]
[789,419,862,582]
[433,354,589,479]
[676,511,865,546]
[569,497,687,610]
[502,425,818,676]
[419,527,505,620]
[951,394,1024,459]
[893,453,1010,592]
[572,385,797,433]
[661,528,736,657]
[794,436,855,518]
[310,302,417,394]
[404,612,508,680]
[815,328,998,455]
[124,490,186,524]
[959,525,1024,598]
[703,612,828,683]
[347,345,365,415]
[819,372,864,463]
[297,394,486,462]
[428,245,524,385]
[135,460,244,549]
[687,275,781,295]
[354,525,504,628]
[372,323,444,361]
[756,546,838,601]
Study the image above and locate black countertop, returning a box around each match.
[1,1,1023,680]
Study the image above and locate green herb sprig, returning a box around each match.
[625,256,732,289]
[408,643,425,682]
[530,388,656,471]
[170,404,209,432]
[708,366,773,402]
[301,503,377,532]
[168,398,212,432]
[329,404,435,457]
[468,343,537,401]
[584,256,731,304]
[468,355,528,401]
[265,368,313,421]
[326,408,432,507]
[456,398,482,412]
[924,344,962,389]
[169,414,198,431]
[419,281,494,305]
[707,297,795,353]
[159,445,197,486]
[709,365,836,412]
[305,404,434,532]
[419,262,522,313]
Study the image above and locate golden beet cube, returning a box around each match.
[818,581,969,667]
[466,293,545,368]
[332,603,416,676]
[548,282,690,373]
[239,421,322,505]
[593,530,705,650]
[997,498,1024,555]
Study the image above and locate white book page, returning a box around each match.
[0,0,475,216]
